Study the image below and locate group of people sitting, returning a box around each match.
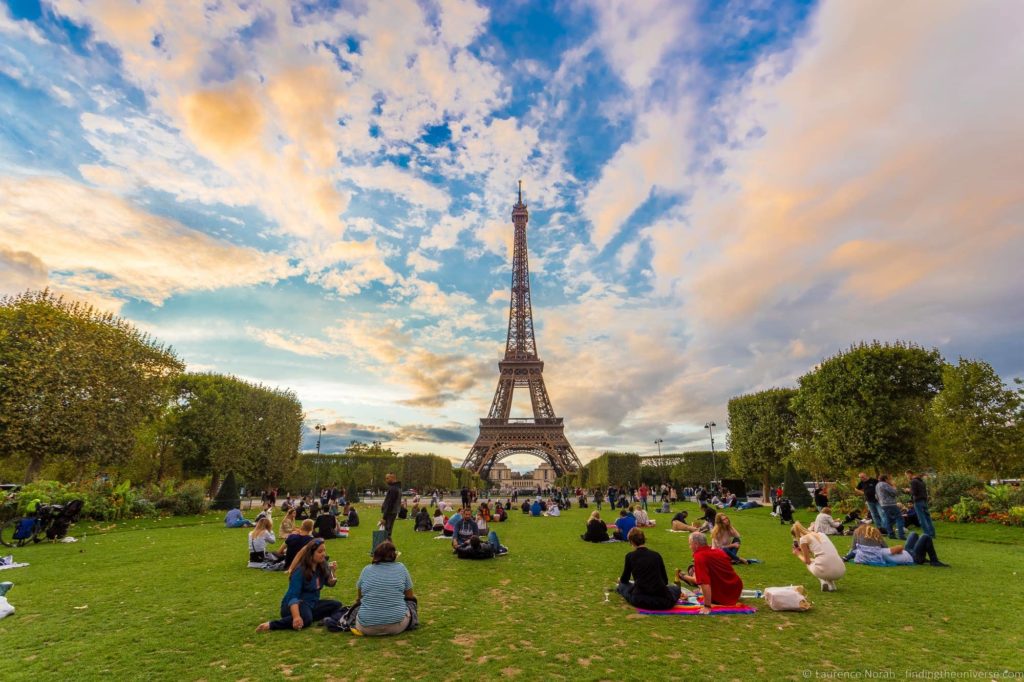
[519,498,563,516]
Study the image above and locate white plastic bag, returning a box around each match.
[764,585,811,611]
[0,596,14,620]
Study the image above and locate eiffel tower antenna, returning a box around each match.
[462,185,581,481]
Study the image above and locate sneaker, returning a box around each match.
[350,627,364,636]
[0,582,12,597]
[747,558,761,564]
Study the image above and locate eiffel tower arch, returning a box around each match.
[462,183,581,481]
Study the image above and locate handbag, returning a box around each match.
[371,525,388,554]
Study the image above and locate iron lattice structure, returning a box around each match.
[462,184,581,481]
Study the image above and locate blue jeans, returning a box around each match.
[721,546,742,563]
[914,501,935,537]
[882,505,905,539]
[905,532,940,564]
[268,599,342,630]
[866,501,884,529]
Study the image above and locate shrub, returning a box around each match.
[930,472,985,511]
[950,496,980,522]
[211,471,240,510]
[173,482,207,516]
[1007,506,1024,527]
[132,498,156,516]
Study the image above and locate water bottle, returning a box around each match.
[741,589,763,599]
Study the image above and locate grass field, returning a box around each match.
[2,501,1023,681]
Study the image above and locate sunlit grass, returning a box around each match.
[2,501,1022,681]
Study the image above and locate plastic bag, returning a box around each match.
[0,596,14,620]
[764,585,811,611]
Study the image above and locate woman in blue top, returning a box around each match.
[354,540,415,636]
[256,538,340,631]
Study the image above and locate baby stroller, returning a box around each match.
[45,499,84,540]
[778,498,794,525]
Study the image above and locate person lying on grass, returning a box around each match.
[711,515,759,565]
[615,528,681,611]
[846,525,949,567]
[455,532,509,559]
[256,538,339,632]
[791,521,846,592]
[678,532,743,614]
[582,510,610,542]
[671,510,701,532]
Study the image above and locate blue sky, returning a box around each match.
[2,0,1022,469]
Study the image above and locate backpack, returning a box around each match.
[13,518,35,541]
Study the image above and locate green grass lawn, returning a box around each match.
[2,502,1023,681]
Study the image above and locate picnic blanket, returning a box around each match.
[637,596,756,616]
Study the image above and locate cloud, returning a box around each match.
[589,0,692,91]
[0,175,294,305]
[0,248,48,296]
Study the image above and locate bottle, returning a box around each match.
[741,589,763,599]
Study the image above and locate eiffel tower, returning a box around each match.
[462,182,581,481]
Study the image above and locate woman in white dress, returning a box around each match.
[791,521,846,592]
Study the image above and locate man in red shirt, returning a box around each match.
[638,483,650,511]
[679,532,743,614]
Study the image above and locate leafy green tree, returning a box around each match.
[667,451,732,486]
[0,290,183,481]
[791,341,943,476]
[727,388,796,498]
[929,358,1022,478]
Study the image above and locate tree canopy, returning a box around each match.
[728,388,796,498]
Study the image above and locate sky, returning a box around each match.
[1,0,1022,471]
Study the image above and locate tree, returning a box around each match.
[212,470,240,510]
[782,461,812,508]
[929,358,1022,479]
[582,453,641,487]
[0,290,183,481]
[728,388,796,499]
[790,341,943,476]
[667,451,732,486]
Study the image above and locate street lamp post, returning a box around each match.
[654,438,663,457]
[704,421,718,490]
[314,424,326,495]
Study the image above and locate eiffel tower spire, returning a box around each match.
[462,185,581,481]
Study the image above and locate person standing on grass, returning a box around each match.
[875,475,906,540]
[678,532,743,614]
[904,470,935,538]
[615,528,681,610]
[638,483,650,511]
[257,538,339,632]
[381,473,401,541]
[855,472,883,529]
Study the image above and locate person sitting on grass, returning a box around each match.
[476,507,490,533]
[345,505,360,528]
[613,507,637,541]
[352,540,417,636]
[279,508,297,537]
[614,528,681,610]
[431,509,446,532]
[678,532,743,614]
[657,499,671,514]
[530,499,542,516]
[582,510,610,543]
[633,505,656,528]
[711,515,758,565]
[456,531,509,559]
[284,519,315,571]
[314,509,341,539]
[671,510,701,532]
[413,507,432,532]
[225,508,255,528]
[698,503,717,532]
[493,504,507,522]
[811,507,845,536]
[256,538,339,632]
[520,499,531,514]
[545,502,561,517]
[248,517,282,567]
[452,509,479,551]
[791,521,846,592]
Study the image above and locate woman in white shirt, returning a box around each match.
[791,521,846,592]
[811,507,843,535]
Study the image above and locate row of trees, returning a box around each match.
[0,290,303,491]
[728,341,1023,497]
